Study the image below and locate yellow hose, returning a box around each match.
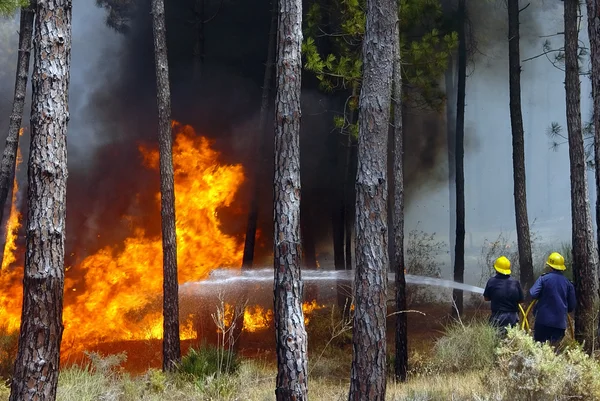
[520,299,575,339]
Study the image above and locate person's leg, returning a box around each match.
[534,323,551,343]
[548,327,565,348]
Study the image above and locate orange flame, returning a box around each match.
[1,144,23,271]
[219,301,325,333]
[0,122,245,351]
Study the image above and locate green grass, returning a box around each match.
[0,322,599,400]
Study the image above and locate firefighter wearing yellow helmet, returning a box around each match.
[483,256,524,333]
[529,252,576,345]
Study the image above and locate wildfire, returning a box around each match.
[1,142,22,271]
[0,122,245,350]
[222,300,326,333]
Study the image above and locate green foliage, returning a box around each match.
[432,320,499,373]
[302,0,458,137]
[0,0,28,16]
[547,120,595,168]
[179,343,240,381]
[0,327,18,383]
[486,327,600,400]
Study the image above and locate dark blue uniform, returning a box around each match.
[483,274,524,330]
[529,270,576,344]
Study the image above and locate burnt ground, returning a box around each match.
[66,299,490,374]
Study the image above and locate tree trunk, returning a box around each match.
[391,10,407,383]
[344,143,355,270]
[273,0,308,399]
[151,0,181,371]
[508,0,534,291]
[587,0,600,270]
[242,3,276,269]
[564,0,600,354]
[452,0,466,317]
[193,0,205,82]
[348,0,394,398]
[8,0,71,399]
[0,5,34,234]
[446,56,456,270]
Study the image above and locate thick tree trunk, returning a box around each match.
[8,0,72,399]
[348,0,394,398]
[392,13,408,383]
[273,0,308,399]
[151,0,181,371]
[0,5,34,233]
[452,0,466,317]
[564,0,600,354]
[508,0,534,291]
[587,0,600,268]
[242,3,276,269]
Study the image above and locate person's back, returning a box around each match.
[483,256,524,330]
[530,252,576,345]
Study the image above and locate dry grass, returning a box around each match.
[0,357,488,401]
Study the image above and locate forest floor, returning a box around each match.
[1,302,598,400]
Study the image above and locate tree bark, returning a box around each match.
[0,5,34,234]
[273,0,308,399]
[445,56,456,270]
[508,0,534,291]
[452,0,466,317]
[242,2,276,269]
[586,0,600,272]
[8,0,72,399]
[392,9,408,383]
[151,0,181,371]
[564,0,600,354]
[348,0,394,398]
[344,143,355,271]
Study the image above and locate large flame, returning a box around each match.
[0,122,324,359]
[1,139,22,271]
[0,122,245,350]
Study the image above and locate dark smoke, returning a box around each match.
[2,0,452,269]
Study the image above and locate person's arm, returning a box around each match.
[483,280,491,302]
[529,276,543,299]
[567,282,576,313]
[516,281,525,303]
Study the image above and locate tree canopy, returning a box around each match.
[302,0,458,137]
[0,0,28,16]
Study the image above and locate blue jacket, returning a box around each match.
[483,274,524,314]
[529,270,576,329]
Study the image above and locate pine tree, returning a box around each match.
[564,0,600,354]
[9,0,72,399]
[348,0,395,398]
[0,2,34,239]
[150,0,181,371]
[508,0,534,291]
[272,0,308,399]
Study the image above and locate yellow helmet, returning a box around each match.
[546,252,566,271]
[494,256,511,275]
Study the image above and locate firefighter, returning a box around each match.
[530,252,576,346]
[483,256,524,333]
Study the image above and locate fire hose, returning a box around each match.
[518,299,575,339]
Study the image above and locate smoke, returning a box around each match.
[0,0,458,269]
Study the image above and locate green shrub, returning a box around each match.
[0,327,18,382]
[432,321,499,373]
[179,343,239,381]
[486,327,600,400]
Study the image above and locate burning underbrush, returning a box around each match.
[0,121,326,366]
